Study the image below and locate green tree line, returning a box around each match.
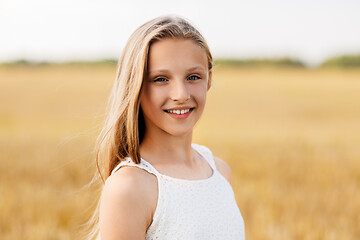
[2,55,360,68]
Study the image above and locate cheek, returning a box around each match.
[192,83,208,104]
[141,85,165,110]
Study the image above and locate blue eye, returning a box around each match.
[188,75,200,81]
[154,77,167,82]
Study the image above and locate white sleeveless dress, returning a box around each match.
[111,143,245,240]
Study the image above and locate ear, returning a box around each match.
[207,69,212,91]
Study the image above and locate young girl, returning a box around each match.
[92,15,245,240]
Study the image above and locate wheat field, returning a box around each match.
[0,64,359,240]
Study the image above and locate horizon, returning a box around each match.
[2,55,360,68]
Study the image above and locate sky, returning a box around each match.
[1,0,360,66]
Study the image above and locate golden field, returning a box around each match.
[0,64,359,240]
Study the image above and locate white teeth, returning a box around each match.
[168,109,191,115]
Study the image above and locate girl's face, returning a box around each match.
[140,38,211,137]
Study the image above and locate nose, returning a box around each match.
[170,80,190,103]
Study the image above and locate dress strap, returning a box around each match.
[111,144,216,176]
[191,143,217,170]
[111,157,160,176]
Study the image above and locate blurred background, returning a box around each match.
[1,0,360,239]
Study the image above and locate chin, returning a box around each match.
[164,127,193,137]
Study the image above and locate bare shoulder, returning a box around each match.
[213,156,232,184]
[99,166,158,239]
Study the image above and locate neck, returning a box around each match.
[140,128,195,166]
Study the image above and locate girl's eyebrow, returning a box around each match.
[148,65,207,75]
[186,66,207,72]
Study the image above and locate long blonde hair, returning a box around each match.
[86,15,213,239]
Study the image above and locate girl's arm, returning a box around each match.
[99,167,155,240]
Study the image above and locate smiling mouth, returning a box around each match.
[164,108,194,115]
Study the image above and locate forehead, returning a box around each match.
[147,38,208,72]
